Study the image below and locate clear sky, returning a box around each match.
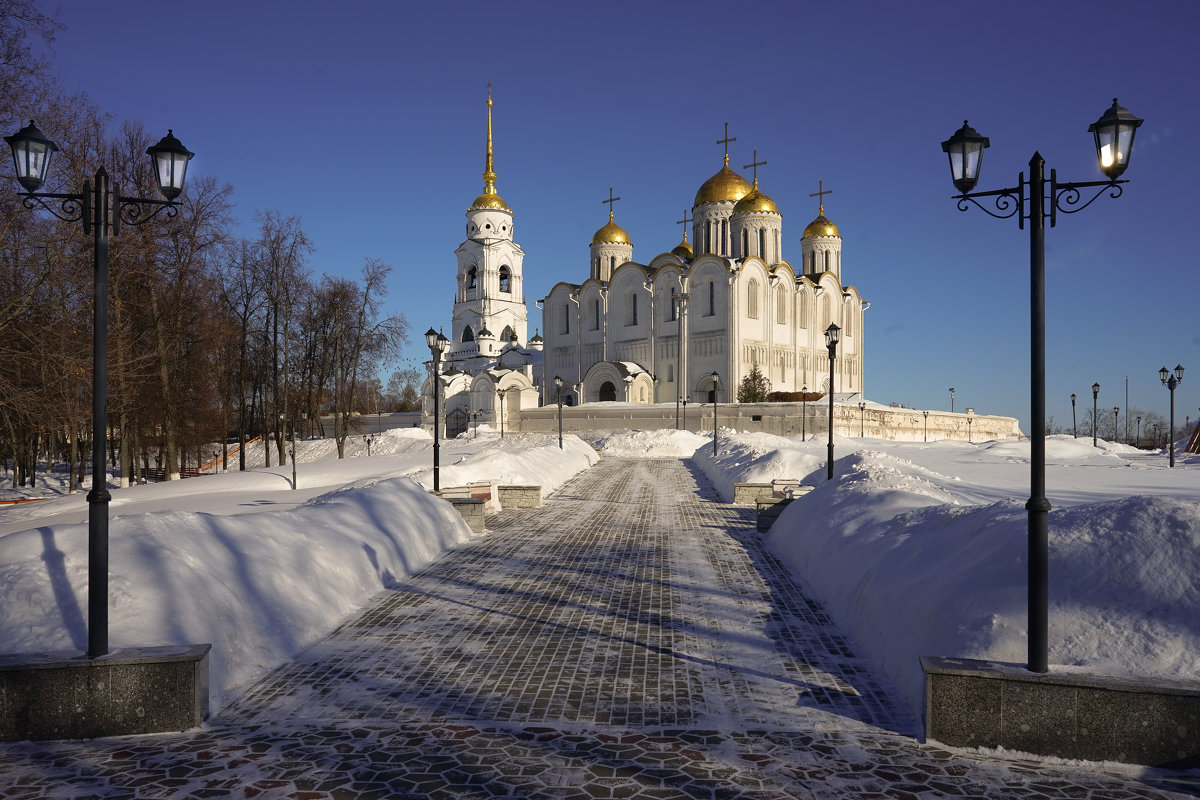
[22,0,1199,433]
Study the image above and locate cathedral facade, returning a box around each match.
[541,145,868,407]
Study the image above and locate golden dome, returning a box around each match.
[694,156,753,206]
[803,211,841,238]
[732,185,779,215]
[592,213,631,245]
[671,236,693,259]
[469,192,510,212]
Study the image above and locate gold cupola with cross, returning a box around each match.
[452,84,528,368]
[691,122,752,257]
[590,187,633,282]
[731,149,782,264]
[801,179,842,279]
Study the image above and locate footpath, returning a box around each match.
[0,457,1195,798]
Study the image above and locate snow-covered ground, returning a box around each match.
[1,425,1197,727]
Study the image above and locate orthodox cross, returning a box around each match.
[716,122,736,162]
[743,149,767,186]
[809,179,833,213]
[676,209,693,242]
[602,187,620,219]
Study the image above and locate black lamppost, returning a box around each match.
[497,388,508,439]
[472,411,480,438]
[1136,415,1142,448]
[675,291,689,430]
[948,387,955,414]
[825,323,840,481]
[554,375,564,449]
[923,410,929,442]
[1092,382,1100,447]
[941,98,1142,674]
[710,371,721,456]
[1160,364,1184,467]
[858,402,866,436]
[967,409,974,443]
[290,418,298,489]
[425,328,449,491]
[801,385,808,440]
[1070,393,1077,438]
[1112,407,1120,443]
[6,121,193,659]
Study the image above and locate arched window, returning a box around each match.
[610,255,616,271]
[593,298,600,330]
[599,381,617,402]
[499,266,511,293]
[668,287,677,321]
[562,304,570,335]
[627,293,638,326]
[707,280,715,316]
[462,326,475,343]
[741,229,749,258]
[467,266,477,289]
[747,279,759,319]
[824,250,830,271]
[501,325,515,344]
[758,229,765,259]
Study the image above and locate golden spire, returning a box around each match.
[482,82,498,194]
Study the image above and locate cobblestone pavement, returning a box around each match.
[1,457,1197,798]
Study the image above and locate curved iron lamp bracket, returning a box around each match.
[20,191,85,224]
[1049,173,1125,228]
[953,174,1025,224]
[114,194,178,236]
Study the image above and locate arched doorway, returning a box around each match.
[598,381,617,402]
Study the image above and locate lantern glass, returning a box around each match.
[941,120,989,194]
[1160,366,1170,384]
[5,120,58,193]
[1174,364,1184,382]
[1088,99,1142,181]
[825,323,841,347]
[436,331,449,354]
[1092,382,1100,395]
[425,327,439,350]
[146,130,194,201]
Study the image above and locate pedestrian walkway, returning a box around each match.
[0,457,1196,798]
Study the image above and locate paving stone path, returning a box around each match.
[1,457,1197,798]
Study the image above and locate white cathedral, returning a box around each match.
[426,90,868,434]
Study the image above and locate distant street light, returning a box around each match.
[711,372,721,456]
[801,385,808,440]
[825,323,840,480]
[967,409,974,443]
[554,375,564,449]
[858,402,866,436]
[923,410,929,442]
[940,98,1142,674]
[425,327,449,491]
[6,121,193,659]
[1112,407,1120,444]
[1160,364,1184,467]
[948,387,955,414]
[1136,416,1142,448]
[498,388,509,439]
[674,291,689,430]
[1092,382,1100,447]
[1070,393,1077,438]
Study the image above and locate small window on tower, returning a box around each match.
[499,266,511,293]
[467,266,477,289]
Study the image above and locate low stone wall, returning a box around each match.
[498,485,542,508]
[512,402,1022,443]
[0,644,210,742]
[732,483,773,504]
[443,496,486,532]
[922,656,1200,768]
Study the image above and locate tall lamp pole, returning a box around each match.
[1092,382,1100,447]
[825,323,840,480]
[1136,416,1142,448]
[554,375,564,449]
[1160,365,1184,467]
[6,121,193,659]
[923,409,929,442]
[801,385,808,440]
[710,371,721,456]
[941,99,1142,673]
[425,328,449,491]
[948,387,955,414]
[1112,407,1120,444]
[498,388,507,439]
[858,402,866,437]
[675,291,689,430]
[1070,393,1077,438]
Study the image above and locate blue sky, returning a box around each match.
[25,0,1199,432]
